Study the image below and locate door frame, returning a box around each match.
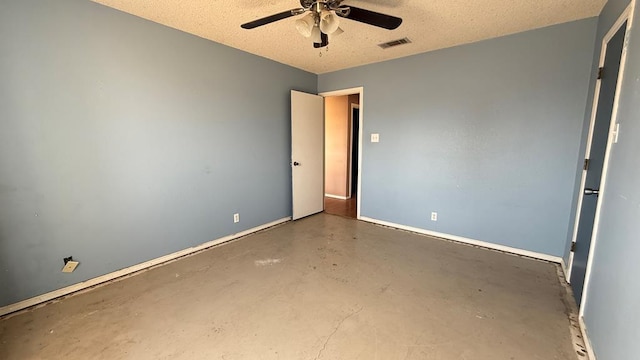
[319,87,364,219]
[567,1,635,320]
[347,103,360,199]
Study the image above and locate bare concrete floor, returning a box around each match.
[0,214,577,359]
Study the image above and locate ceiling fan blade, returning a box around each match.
[339,6,402,30]
[314,32,329,48]
[241,9,302,29]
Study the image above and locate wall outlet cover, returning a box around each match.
[62,261,79,273]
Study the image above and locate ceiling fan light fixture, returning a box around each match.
[295,13,315,37]
[310,25,322,43]
[240,1,404,50]
[319,10,339,34]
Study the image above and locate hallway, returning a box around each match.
[324,196,357,218]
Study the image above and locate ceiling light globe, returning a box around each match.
[295,13,315,37]
[319,10,339,34]
[310,25,322,43]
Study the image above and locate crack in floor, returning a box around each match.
[314,306,364,360]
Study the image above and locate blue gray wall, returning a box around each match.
[579,0,640,359]
[0,0,316,307]
[319,19,597,257]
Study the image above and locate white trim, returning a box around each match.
[0,217,291,317]
[319,87,364,220]
[319,87,362,97]
[324,193,349,200]
[357,92,362,220]
[561,258,570,284]
[580,316,597,360]
[567,21,607,280]
[579,1,635,320]
[360,216,562,263]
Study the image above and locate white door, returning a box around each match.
[291,90,324,220]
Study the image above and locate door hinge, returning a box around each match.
[597,67,604,80]
[583,158,590,171]
[570,242,577,252]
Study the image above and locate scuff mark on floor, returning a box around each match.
[254,258,282,266]
[82,310,99,319]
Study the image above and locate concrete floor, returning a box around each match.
[0,214,578,359]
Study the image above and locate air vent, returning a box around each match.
[378,37,411,49]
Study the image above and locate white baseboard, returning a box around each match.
[0,217,291,317]
[360,216,562,263]
[324,193,349,200]
[579,316,597,360]
[560,258,571,284]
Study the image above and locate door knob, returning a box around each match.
[293,161,300,166]
[584,188,599,196]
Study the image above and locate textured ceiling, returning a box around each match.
[92,0,606,74]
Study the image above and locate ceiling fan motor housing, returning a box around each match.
[301,1,348,13]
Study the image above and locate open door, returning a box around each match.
[569,21,627,305]
[291,90,324,220]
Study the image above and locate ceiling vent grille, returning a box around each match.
[378,37,411,49]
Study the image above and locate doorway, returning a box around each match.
[568,14,631,307]
[321,90,362,219]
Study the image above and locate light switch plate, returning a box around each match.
[371,133,380,143]
[62,261,79,273]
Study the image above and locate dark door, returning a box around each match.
[350,107,359,196]
[570,22,627,305]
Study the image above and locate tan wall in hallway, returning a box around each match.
[325,96,349,198]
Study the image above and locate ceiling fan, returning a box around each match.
[240,0,402,49]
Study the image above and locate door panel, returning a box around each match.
[291,90,324,220]
[570,22,627,305]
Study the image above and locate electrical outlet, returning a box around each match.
[431,212,438,221]
[62,261,79,273]
[371,133,380,143]
[233,213,240,223]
